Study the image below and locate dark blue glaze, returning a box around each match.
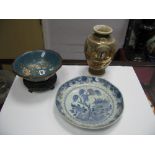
[12,50,62,82]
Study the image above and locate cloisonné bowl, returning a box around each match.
[12,50,62,82]
[56,76,124,129]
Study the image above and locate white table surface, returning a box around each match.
[0,66,154,135]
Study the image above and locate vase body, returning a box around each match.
[84,25,116,75]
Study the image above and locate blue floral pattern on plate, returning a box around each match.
[70,89,112,122]
[56,76,124,129]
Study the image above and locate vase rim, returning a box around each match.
[93,25,113,35]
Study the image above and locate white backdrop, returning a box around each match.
[42,19,129,59]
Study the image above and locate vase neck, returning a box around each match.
[93,25,113,35]
[94,32,110,39]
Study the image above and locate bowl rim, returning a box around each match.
[12,49,62,82]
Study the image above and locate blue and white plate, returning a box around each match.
[56,76,124,129]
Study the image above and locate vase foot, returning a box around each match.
[89,68,105,75]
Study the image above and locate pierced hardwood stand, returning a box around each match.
[23,74,57,93]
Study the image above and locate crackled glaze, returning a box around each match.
[84,25,116,75]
